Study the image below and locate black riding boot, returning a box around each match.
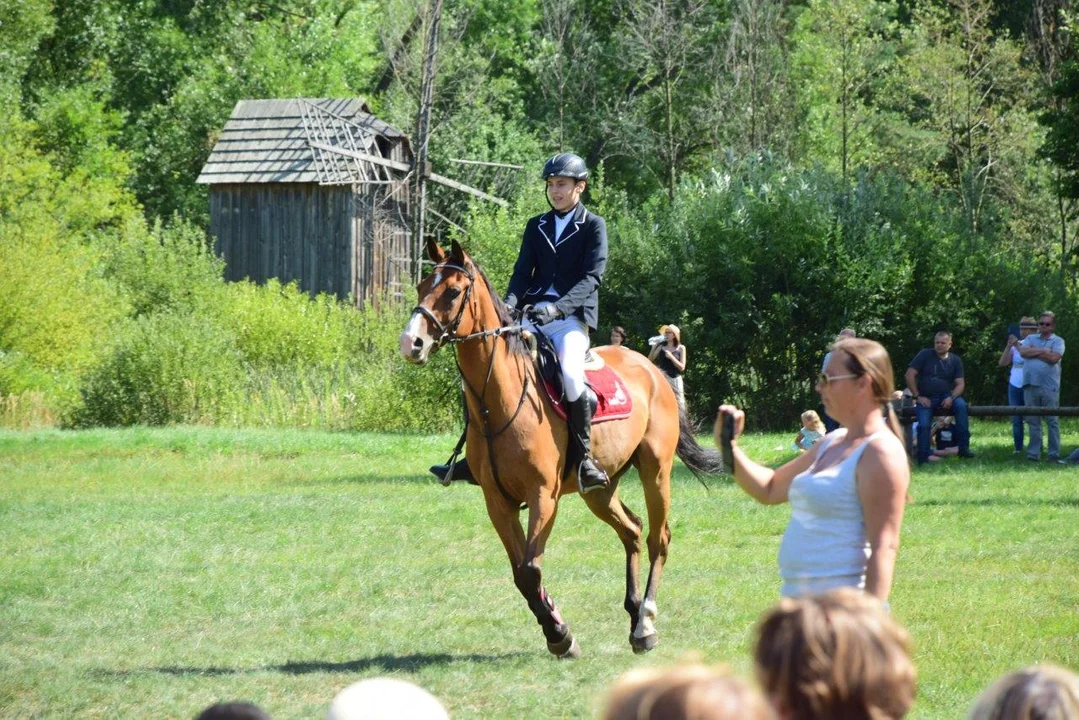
[430,456,475,485]
[569,392,609,494]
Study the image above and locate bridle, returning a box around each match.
[413,260,530,505]
[412,262,526,346]
[411,262,477,346]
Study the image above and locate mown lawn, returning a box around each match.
[1,422,1077,718]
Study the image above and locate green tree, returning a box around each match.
[889,0,1038,233]
[1041,21,1079,275]
[790,0,898,183]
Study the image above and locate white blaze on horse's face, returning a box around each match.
[400,268,446,364]
[399,310,436,364]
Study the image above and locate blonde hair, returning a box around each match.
[970,664,1079,720]
[603,663,775,720]
[801,410,825,434]
[830,338,903,441]
[754,588,916,720]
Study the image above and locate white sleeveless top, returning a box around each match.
[778,429,887,597]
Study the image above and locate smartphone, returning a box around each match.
[1007,324,1020,340]
[720,411,735,473]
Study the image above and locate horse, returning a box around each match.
[399,238,724,658]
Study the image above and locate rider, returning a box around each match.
[430,152,611,493]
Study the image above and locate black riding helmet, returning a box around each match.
[542,153,589,181]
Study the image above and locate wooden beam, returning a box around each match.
[308,141,508,208]
[428,171,509,208]
[308,141,413,173]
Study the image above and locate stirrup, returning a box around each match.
[577,457,609,494]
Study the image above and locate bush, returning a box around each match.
[221,279,358,369]
[602,156,1078,428]
[96,215,225,317]
[76,312,244,426]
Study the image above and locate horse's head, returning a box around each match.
[400,238,485,364]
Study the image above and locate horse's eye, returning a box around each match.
[447,287,462,300]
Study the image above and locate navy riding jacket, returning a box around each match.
[504,203,608,331]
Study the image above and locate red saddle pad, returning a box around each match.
[540,364,634,423]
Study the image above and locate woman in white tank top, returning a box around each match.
[715,338,911,603]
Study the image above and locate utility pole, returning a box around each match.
[412,0,443,283]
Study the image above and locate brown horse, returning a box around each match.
[399,239,723,658]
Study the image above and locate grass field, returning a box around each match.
[2,422,1078,718]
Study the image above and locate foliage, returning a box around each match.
[75,311,246,426]
[96,216,226,317]
[603,156,1077,427]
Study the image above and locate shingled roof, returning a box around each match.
[196,98,409,185]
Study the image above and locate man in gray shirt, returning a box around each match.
[1019,311,1066,461]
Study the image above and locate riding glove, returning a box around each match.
[529,304,563,326]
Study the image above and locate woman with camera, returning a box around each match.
[648,324,686,412]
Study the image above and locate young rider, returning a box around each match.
[430,152,610,493]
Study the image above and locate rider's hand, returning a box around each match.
[529,304,562,326]
[916,395,932,407]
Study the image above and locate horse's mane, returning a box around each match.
[474,262,529,358]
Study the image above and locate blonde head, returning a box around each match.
[603,663,775,720]
[754,588,916,720]
[801,410,825,434]
[970,664,1079,720]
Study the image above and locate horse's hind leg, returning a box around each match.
[629,453,673,654]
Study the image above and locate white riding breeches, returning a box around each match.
[523,303,590,402]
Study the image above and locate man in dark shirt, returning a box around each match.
[905,331,974,464]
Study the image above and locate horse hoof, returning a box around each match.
[630,632,659,654]
[548,635,581,659]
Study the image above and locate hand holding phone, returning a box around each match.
[715,405,743,474]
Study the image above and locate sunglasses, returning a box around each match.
[1039,321,1053,326]
[818,372,859,386]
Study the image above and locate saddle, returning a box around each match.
[531,331,633,423]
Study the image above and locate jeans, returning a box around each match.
[915,395,970,463]
[1024,384,1060,460]
[1007,383,1025,452]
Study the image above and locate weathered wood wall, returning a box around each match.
[209,180,411,305]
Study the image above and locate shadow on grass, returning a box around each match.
[98,651,526,678]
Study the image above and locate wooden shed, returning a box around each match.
[196,98,413,304]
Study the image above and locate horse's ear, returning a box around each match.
[426,237,447,263]
[450,239,467,263]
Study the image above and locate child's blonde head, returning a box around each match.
[801,410,825,434]
[754,588,916,720]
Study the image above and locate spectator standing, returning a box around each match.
[821,328,856,432]
[1019,311,1066,462]
[999,317,1039,454]
[905,331,974,464]
[716,338,910,602]
[648,324,686,412]
[609,325,626,346]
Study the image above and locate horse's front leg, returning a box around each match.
[515,490,579,659]
[484,488,577,658]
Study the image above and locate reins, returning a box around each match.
[417,261,532,506]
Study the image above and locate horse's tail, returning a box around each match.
[675,404,726,478]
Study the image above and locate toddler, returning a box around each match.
[794,410,826,452]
